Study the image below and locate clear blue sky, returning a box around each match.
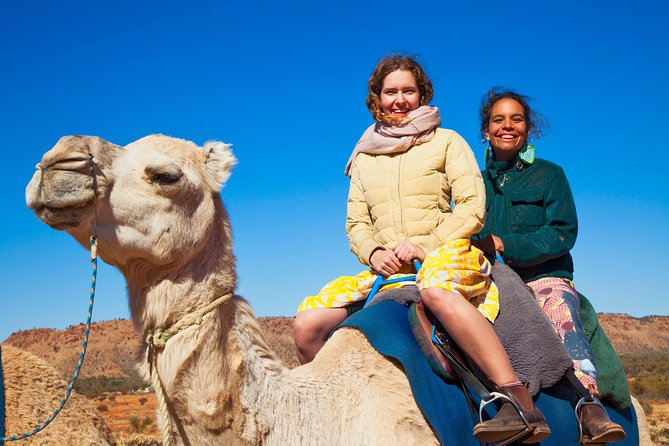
[1,1,668,342]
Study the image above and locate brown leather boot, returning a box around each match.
[577,400,626,444]
[473,383,551,444]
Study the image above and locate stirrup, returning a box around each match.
[414,303,540,445]
[431,330,534,446]
[574,397,621,445]
[574,397,595,442]
[478,392,535,446]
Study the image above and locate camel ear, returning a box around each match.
[203,141,237,191]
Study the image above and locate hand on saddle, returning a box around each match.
[472,234,504,256]
[370,249,402,277]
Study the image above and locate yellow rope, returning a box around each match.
[150,354,173,446]
[144,292,234,446]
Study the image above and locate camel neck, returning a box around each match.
[144,298,290,444]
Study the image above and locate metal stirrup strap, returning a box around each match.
[431,327,493,401]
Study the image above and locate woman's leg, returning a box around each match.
[420,287,517,385]
[528,278,626,442]
[294,270,377,364]
[421,286,550,443]
[293,307,349,364]
[527,278,599,396]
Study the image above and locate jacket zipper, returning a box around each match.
[397,154,408,237]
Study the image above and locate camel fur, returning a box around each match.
[1,345,116,445]
[26,135,438,445]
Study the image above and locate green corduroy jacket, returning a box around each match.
[473,155,578,283]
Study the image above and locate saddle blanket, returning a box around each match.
[338,301,639,446]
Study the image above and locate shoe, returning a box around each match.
[577,399,626,444]
[473,383,551,444]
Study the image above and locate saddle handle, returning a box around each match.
[363,259,422,308]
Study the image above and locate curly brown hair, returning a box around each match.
[366,55,434,123]
[479,87,548,141]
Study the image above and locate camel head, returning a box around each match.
[26,134,237,275]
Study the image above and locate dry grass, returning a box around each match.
[94,391,160,444]
[647,400,669,445]
[118,433,161,446]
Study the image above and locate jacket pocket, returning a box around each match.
[507,188,544,231]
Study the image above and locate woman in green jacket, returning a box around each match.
[473,88,626,444]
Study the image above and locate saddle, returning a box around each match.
[364,272,539,445]
[409,301,542,445]
[364,267,631,445]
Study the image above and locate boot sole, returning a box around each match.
[520,423,552,444]
[473,425,527,443]
[581,427,627,444]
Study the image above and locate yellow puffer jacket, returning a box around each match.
[347,128,486,266]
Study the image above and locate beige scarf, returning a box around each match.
[344,106,441,176]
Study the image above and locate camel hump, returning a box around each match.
[1,345,117,445]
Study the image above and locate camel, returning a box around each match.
[25,134,650,445]
[1,345,116,445]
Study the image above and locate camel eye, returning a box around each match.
[152,171,182,185]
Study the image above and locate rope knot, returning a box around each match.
[152,330,168,349]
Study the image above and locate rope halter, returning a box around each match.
[143,291,234,446]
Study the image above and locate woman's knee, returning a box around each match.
[293,309,345,346]
[420,287,460,317]
[293,311,320,345]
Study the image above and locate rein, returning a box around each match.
[0,155,100,443]
[0,235,99,442]
[144,291,234,446]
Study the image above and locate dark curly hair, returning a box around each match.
[479,87,548,141]
[366,55,433,123]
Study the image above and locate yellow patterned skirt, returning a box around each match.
[297,239,500,322]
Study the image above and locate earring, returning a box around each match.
[484,146,492,163]
[518,143,535,165]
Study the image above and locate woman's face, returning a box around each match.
[380,70,420,118]
[485,98,529,161]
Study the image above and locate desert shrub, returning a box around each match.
[75,371,147,397]
[96,404,109,412]
[130,416,153,434]
[628,375,669,400]
[620,352,669,401]
[620,353,669,378]
[139,397,148,406]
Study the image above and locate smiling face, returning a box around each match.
[380,70,420,119]
[485,98,529,161]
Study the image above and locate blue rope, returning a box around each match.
[0,235,98,442]
[1,345,5,446]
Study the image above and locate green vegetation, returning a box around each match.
[130,416,153,434]
[75,372,148,398]
[620,353,669,401]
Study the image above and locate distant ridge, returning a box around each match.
[2,314,668,380]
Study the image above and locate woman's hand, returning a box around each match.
[392,241,425,263]
[370,249,403,277]
[472,234,504,255]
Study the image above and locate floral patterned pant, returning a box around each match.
[527,277,599,396]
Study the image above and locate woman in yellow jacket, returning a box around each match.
[293,55,549,444]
